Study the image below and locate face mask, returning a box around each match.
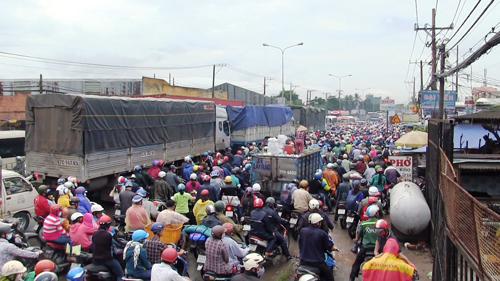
[6,233,13,240]
[257,266,265,277]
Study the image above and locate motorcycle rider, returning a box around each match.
[156,200,189,226]
[210,170,225,197]
[147,160,161,180]
[34,185,51,217]
[358,187,383,218]
[92,215,124,281]
[172,183,194,222]
[57,184,72,208]
[186,173,200,194]
[222,223,249,264]
[220,176,242,219]
[279,180,299,218]
[249,198,277,257]
[232,150,243,167]
[151,248,191,281]
[214,201,243,242]
[125,230,152,280]
[374,219,414,266]
[0,260,27,281]
[125,195,151,232]
[193,189,215,224]
[182,157,194,181]
[75,187,92,214]
[66,197,80,222]
[262,198,294,261]
[334,173,352,223]
[0,223,42,273]
[363,162,376,183]
[66,267,86,281]
[154,170,172,202]
[69,212,96,252]
[349,205,380,281]
[144,222,168,264]
[197,174,218,202]
[204,225,233,276]
[134,165,149,190]
[200,205,222,228]
[251,184,265,201]
[323,163,339,195]
[230,253,266,281]
[119,182,136,215]
[43,204,71,244]
[292,180,313,214]
[297,199,333,234]
[240,187,255,217]
[136,188,159,220]
[91,204,104,222]
[298,213,335,281]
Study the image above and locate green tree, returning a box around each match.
[279,90,303,106]
[354,93,361,109]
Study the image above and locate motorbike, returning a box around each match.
[295,249,338,281]
[84,236,127,281]
[189,232,208,270]
[43,241,72,273]
[337,201,347,229]
[289,211,301,240]
[358,249,375,276]
[248,223,289,261]
[165,243,189,277]
[202,271,233,281]
[240,215,252,241]
[7,218,41,248]
[346,210,359,239]
[113,214,126,233]
[224,205,238,223]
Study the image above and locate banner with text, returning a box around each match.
[420,90,456,116]
[388,155,413,182]
[380,99,395,111]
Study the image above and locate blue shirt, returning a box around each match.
[299,226,333,263]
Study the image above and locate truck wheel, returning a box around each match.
[13,212,30,232]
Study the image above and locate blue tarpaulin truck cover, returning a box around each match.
[226,105,293,130]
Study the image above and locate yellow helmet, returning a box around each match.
[300,180,308,188]
[224,176,232,183]
[193,165,199,172]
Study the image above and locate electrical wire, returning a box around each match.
[447,0,483,44]
[0,62,140,77]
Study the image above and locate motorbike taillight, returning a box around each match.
[226,205,233,211]
[291,212,299,218]
[338,203,346,209]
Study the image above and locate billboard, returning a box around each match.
[420,90,456,116]
[388,155,413,182]
[380,99,395,111]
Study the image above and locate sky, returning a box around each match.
[0,0,499,104]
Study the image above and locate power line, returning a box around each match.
[447,0,484,44]
[0,62,139,77]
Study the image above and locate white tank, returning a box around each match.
[390,182,431,235]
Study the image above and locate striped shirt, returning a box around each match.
[43,214,67,241]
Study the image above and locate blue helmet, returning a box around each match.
[132,195,143,204]
[125,181,134,187]
[67,267,86,281]
[134,165,142,171]
[136,188,147,197]
[203,151,209,157]
[132,229,149,242]
[151,222,164,233]
[245,164,251,170]
[57,177,66,185]
[314,172,322,180]
[178,183,186,190]
[210,170,220,177]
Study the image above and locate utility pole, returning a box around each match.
[456,46,459,98]
[289,83,299,105]
[212,65,215,98]
[39,74,43,94]
[415,9,453,90]
[324,92,331,114]
[438,44,446,119]
[263,77,273,105]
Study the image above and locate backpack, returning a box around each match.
[280,183,294,205]
[346,191,360,211]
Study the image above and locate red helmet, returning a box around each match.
[368,196,378,205]
[97,215,112,225]
[158,160,165,166]
[200,189,209,195]
[253,198,264,208]
[216,152,222,158]
[35,259,56,275]
[376,167,384,173]
[117,176,126,185]
[237,150,242,155]
[49,204,62,215]
[222,222,234,235]
[223,156,229,162]
[375,219,389,230]
[161,248,178,263]
[249,146,254,151]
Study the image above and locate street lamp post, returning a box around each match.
[355,87,371,110]
[263,42,304,98]
[329,74,352,110]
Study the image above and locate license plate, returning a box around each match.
[337,209,346,215]
[196,254,206,264]
[226,211,233,217]
[290,218,298,224]
[346,217,354,223]
[278,212,282,217]
[115,209,121,215]
[243,224,251,231]
[71,263,81,269]
[249,244,257,251]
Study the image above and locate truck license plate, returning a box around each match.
[337,209,345,215]
[249,244,257,251]
[346,217,354,223]
[278,212,282,217]
[243,224,251,231]
[290,218,298,225]
[197,254,206,264]
[226,211,233,217]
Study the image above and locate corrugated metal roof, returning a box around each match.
[454,109,500,121]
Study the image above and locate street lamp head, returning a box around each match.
[297,42,304,46]
[262,43,269,46]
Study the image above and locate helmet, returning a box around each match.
[309,199,320,210]
[236,150,242,155]
[117,176,127,185]
[342,173,350,180]
[216,152,222,158]
[125,181,133,187]
[375,165,381,170]
[161,247,178,263]
[34,272,58,281]
[200,189,209,195]
[134,165,142,171]
[314,172,322,180]
[75,186,86,194]
[210,170,220,177]
[190,173,197,180]
[178,184,186,190]
[362,149,367,153]
[71,212,83,222]
[309,213,323,224]
[91,204,104,213]
[158,171,166,178]
[203,151,209,157]
[358,155,365,161]
[132,195,143,204]
[376,167,384,173]
[300,180,308,188]
[184,156,191,163]
[326,163,334,169]
[170,165,177,170]
[253,198,264,208]
[222,222,234,235]
[360,178,367,186]
[368,161,375,167]
[97,215,112,225]
[292,179,300,185]
[198,166,203,171]
[136,188,147,197]
[231,167,240,174]
[266,197,275,206]
[153,160,159,167]
[242,253,265,271]
[38,185,47,195]
[343,154,348,159]
[375,219,390,230]
[217,160,223,166]
[66,267,86,281]
[70,197,80,205]
[0,222,11,235]
[352,180,360,188]
[223,156,229,162]
[368,186,379,196]
[50,204,62,215]
[158,160,165,167]
[67,176,77,184]
[1,260,26,276]
[366,205,380,217]
[59,186,69,196]
[57,177,66,185]
[299,274,318,281]
[211,225,225,239]
[132,229,149,242]
[224,176,232,183]
[206,205,216,215]
[34,259,56,275]
[368,196,378,205]
[245,163,251,170]
[214,201,226,212]
[252,183,261,192]
[202,175,211,182]
[249,146,254,151]
[151,222,165,233]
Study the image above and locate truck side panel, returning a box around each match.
[130,144,164,169]
[87,148,129,179]
[167,140,192,163]
[27,152,84,179]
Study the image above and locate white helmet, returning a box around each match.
[59,187,69,196]
[158,171,166,178]
[368,186,379,196]
[71,212,84,222]
[252,183,261,192]
[242,253,265,271]
[63,182,73,188]
[366,205,380,217]
[1,260,26,276]
[326,163,334,169]
[91,204,104,213]
[309,199,320,210]
[308,213,323,224]
[184,156,191,162]
[299,274,318,281]
[190,173,197,180]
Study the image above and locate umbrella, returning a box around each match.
[394,131,428,148]
[297,125,307,132]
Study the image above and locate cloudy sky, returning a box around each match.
[1,0,499,104]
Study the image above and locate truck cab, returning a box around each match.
[1,169,39,231]
[216,106,231,151]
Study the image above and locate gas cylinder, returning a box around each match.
[390,181,431,235]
